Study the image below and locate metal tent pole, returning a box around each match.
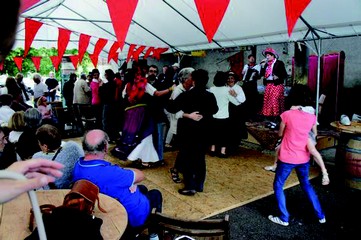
[315,39,322,120]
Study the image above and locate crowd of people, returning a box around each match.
[0,2,328,237]
[0,56,330,231]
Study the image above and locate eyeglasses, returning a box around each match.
[149,70,158,73]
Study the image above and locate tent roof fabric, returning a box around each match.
[14,0,361,61]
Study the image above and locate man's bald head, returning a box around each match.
[82,129,109,154]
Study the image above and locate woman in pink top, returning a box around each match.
[268,84,325,227]
[89,68,102,128]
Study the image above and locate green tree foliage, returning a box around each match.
[1,47,91,79]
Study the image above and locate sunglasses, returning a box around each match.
[149,70,158,73]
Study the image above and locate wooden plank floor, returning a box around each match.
[66,137,319,220]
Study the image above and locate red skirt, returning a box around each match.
[261,84,285,117]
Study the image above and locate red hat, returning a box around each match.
[262,47,279,59]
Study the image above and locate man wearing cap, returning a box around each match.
[260,47,287,125]
[172,62,180,82]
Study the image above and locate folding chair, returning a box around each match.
[150,209,230,240]
[76,104,97,131]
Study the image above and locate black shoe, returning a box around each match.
[153,160,165,167]
[178,189,196,196]
[195,187,203,192]
[130,161,152,169]
[218,153,228,158]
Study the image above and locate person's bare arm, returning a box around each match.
[125,168,145,184]
[183,111,203,121]
[0,159,64,203]
[278,121,286,137]
[312,124,317,136]
[153,84,177,97]
[125,168,145,193]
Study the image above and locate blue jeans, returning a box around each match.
[138,185,163,213]
[274,161,325,222]
[155,122,167,161]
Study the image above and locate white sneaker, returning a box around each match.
[264,165,276,172]
[319,217,326,224]
[268,215,289,226]
[340,114,351,126]
[149,233,159,240]
[352,113,361,122]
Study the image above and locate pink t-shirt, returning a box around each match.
[278,109,316,164]
[90,80,100,105]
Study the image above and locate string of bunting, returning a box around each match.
[12,18,169,72]
[13,0,309,72]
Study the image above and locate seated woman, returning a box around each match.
[32,124,84,189]
[37,95,58,127]
[16,108,43,160]
[8,110,25,144]
[0,126,17,169]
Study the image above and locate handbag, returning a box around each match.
[25,180,107,240]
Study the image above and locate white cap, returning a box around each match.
[340,114,351,126]
[172,63,179,68]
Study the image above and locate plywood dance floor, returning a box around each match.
[67,138,319,220]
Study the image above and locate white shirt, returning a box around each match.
[73,79,91,104]
[228,84,246,104]
[242,64,261,81]
[170,84,187,119]
[9,131,23,143]
[209,86,240,119]
[33,81,48,99]
[0,106,15,126]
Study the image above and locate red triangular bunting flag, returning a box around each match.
[92,38,108,57]
[0,61,4,71]
[57,28,71,59]
[284,0,311,37]
[126,45,146,62]
[89,38,108,67]
[89,54,99,68]
[21,0,40,13]
[78,34,91,64]
[69,55,79,69]
[24,18,43,57]
[31,56,42,71]
[50,56,61,71]
[108,41,120,63]
[143,47,154,59]
[13,57,24,71]
[194,0,230,43]
[106,0,138,50]
[152,48,169,60]
[126,44,136,63]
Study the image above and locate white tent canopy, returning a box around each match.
[14,0,361,62]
